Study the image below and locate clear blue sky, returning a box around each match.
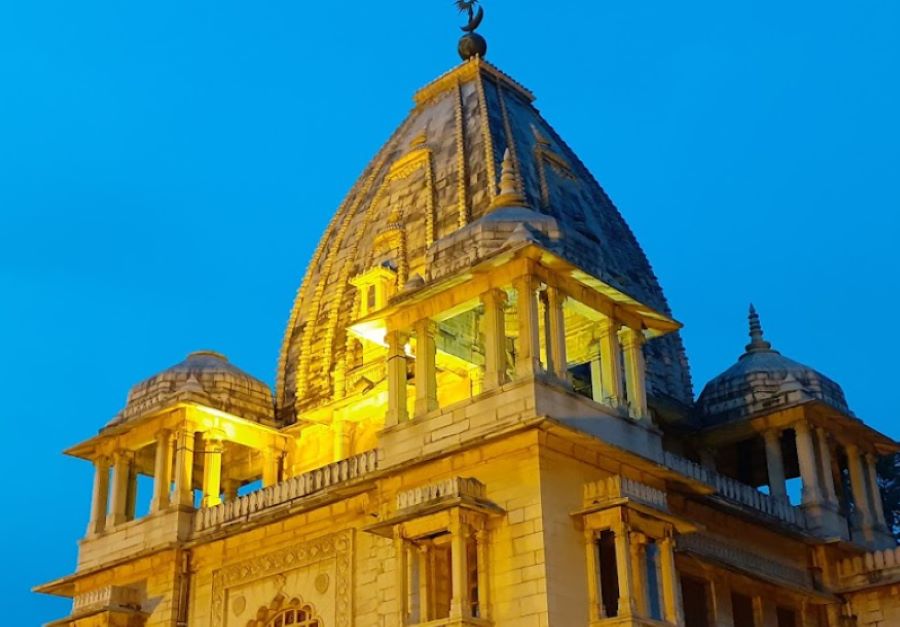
[3,1,898,622]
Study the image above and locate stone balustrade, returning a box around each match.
[677,532,810,589]
[397,477,487,511]
[839,546,900,580]
[583,475,668,511]
[193,450,378,533]
[664,452,807,529]
[72,585,140,614]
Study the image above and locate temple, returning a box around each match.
[35,12,900,627]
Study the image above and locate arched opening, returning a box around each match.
[246,596,323,627]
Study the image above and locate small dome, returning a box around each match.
[697,306,849,426]
[108,351,275,428]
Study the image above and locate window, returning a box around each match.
[256,598,322,627]
[776,606,797,627]
[681,576,711,627]
[403,531,481,622]
[645,540,663,620]
[732,592,755,627]
[596,530,620,617]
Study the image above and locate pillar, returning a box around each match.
[585,530,605,620]
[449,512,471,618]
[385,329,410,426]
[262,445,281,488]
[86,455,110,535]
[394,528,409,625]
[150,429,173,512]
[794,421,823,506]
[475,529,489,619]
[816,428,838,505]
[629,532,648,617]
[481,289,508,390]
[172,428,196,507]
[597,316,624,407]
[414,319,439,416]
[546,285,569,382]
[621,327,648,419]
[659,534,684,625]
[613,523,635,618]
[201,433,224,508]
[846,444,875,533]
[763,429,788,502]
[513,275,541,378]
[333,420,353,461]
[106,450,132,528]
[865,453,888,529]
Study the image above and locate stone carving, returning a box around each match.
[210,529,352,627]
[396,476,487,511]
[583,475,668,512]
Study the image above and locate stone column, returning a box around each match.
[546,285,568,382]
[613,523,635,618]
[475,529,489,620]
[262,445,281,488]
[333,420,353,461]
[763,429,788,502]
[629,532,649,617]
[584,530,605,620]
[87,455,110,535]
[816,428,838,506]
[597,316,624,407]
[106,450,132,528]
[449,512,471,619]
[659,534,684,625]
[621,327,648,419]
[414,319,439,417]
[481,289,508,390]
[150,429,173,513]
[513,275,541,378]
[589,341,604,403]
[846,444,875,533]
[385,329,410,427]
[865,453,888,530]
[394,528,409,625]
[794,421,823,506]
[201,434,224,508]
[172,428,196,507]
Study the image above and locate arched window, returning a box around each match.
[247,596,322,627]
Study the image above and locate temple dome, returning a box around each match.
[276,58,693,422]
[107,350,275,428]
[697,307,850,426]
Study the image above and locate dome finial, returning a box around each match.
[457,1,487,60]
[488,148,527,212]
[746,304,773,353]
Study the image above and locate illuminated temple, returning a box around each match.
[36,11,900,627]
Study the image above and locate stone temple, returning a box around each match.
[36,15,900,627]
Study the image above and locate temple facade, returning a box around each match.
[36,27,900,627]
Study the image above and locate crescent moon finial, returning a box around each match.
[456,1,488,60]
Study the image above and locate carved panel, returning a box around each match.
[210,530,352,627]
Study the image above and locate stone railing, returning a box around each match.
[664,452,807,529]
[584,476,668,512]
[839,546,900,580]
[72,585,141,614]
[193,450,378,533]
[678,533,810,589]
[397,477,486,511]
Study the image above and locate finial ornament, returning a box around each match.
[457,1,487,60]
[487,148,527,213]
[746,304,773,353]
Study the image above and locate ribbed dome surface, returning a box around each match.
[276,59,693,422]
[697,308,849,426]
[108,351,274,427]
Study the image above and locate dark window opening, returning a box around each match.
[681,575,711,627]
[597,530,620,617]
[776,607,797,627]
[732,592,755,627]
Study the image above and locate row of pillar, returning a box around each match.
[763,422,886,533]
[86,428,284,536]
[384,276,650,427]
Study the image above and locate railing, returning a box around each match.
[583,476,668,512]
[839,546,900,579]
[397,477,486,511]
[193,450,378,533]
[664,452,807,529]
[72,585,140,614]
[677,532,810,588]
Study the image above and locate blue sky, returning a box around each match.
[2,1,898,622]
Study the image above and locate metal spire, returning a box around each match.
[746,304,773,353]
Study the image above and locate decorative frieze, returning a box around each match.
[193,450,377,533]
[72,585,140,615]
